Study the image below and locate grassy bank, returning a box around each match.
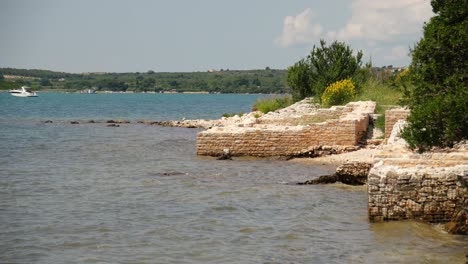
[355,78,403,114]
[354,78,404,132]
[252,95,293,113]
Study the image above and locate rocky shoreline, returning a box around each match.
[43,98,467,234]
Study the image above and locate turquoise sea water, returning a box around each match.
[0,93,264,121]
[0,92,466,263]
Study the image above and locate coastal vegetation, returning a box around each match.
[286,40,365,103]
[252,95,293,114]
[285,39,405,133]
[222,112,245,118]
[401,0,468,152]
[321,79,356,107]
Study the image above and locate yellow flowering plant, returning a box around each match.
[321,79,356,107]
[394,68,410,84]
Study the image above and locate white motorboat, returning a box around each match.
[9,86,38,97]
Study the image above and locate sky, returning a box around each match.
[0,0,434,73]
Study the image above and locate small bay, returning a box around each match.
[0,92,466,263]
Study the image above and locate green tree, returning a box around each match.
[308,40,363,97]
[143,78,155,87]
[97,79,128,92]
[286,39,363,102]
[286,59,312,101]
[402,0,467,151]
[40,78,52,86]
[0,74,4,81]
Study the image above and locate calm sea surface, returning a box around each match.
[0,92,466,263]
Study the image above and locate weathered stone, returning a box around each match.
[297,174,338,185]
[197,100,375,157]
[368,164,467,233]
[217,148,232,160]
[107,119,130,124]
[335,162,372,185]
[444,210,467,235]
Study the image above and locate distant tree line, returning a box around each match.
[0,68,288,94]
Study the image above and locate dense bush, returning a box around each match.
[286,39,364,102]
[321,79,356,107]
[286,59,312,101]
[402,0,467,152]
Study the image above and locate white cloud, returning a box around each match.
[275,8,323,47]
[384,45,410,61]
[336,0,433,42]
[275,0,433,65]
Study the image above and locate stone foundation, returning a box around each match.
[197,101,375,157]
[368,163,468,233]
[385,108,410,140]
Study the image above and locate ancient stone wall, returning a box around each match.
[368,164,467,227]
[197,121,361,157]
[197,102,375,157]
[385,108,410,140]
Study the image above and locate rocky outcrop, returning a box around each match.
[290,145,360,159]
[298,174,338,185]
[107,119,130,124]
[298,161,372,185]
[336,161,372,185]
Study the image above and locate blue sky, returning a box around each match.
[0,0,433,73]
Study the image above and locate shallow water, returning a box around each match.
[0,93,466,263]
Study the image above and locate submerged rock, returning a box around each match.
[297,174,338,185]
[444,210,467,235]
[107,119,130,124]
[154,171,187,176]
[217,148,232,160]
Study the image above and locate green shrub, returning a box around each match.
[321,79,356,107]
[222,112,244,118]
[0,80,21,90]
[253,95,293,114]
[286,39,363,102]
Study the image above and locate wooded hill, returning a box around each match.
[0,68,288,94]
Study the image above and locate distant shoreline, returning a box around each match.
[0,89,279,95]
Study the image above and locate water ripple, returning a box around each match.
[1,119,466,263]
